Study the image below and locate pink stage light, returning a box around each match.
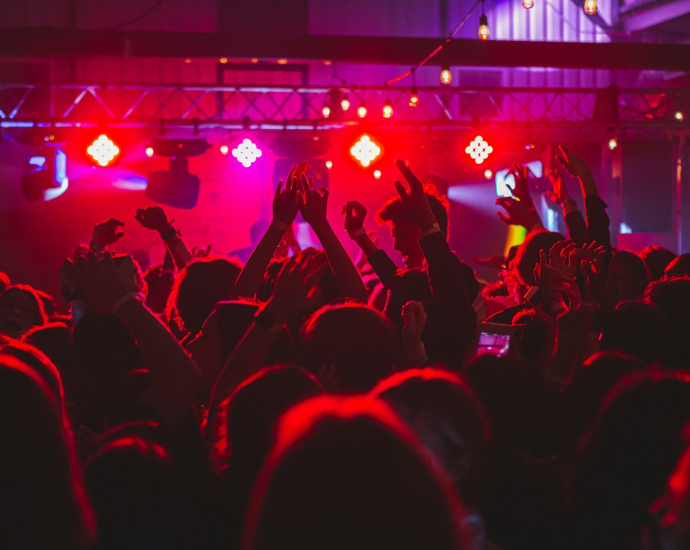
[232,139,262,167]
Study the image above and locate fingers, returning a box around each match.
[496,211,510,224]
[274,180,284,200]
[394,180,408,200]
[495,196,517,209]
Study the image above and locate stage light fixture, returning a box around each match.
[478,0,490,41]
[220,145,229,155]
[608,138,618,150]
[357,103,367,118]
[522,0,534,8]
[373,170,382,179]
[87,134,120,167]
[341,94,351,111]
[465,135,493,165]
[148,138,209,158]
[675,111,684,122]
[21,148,68,202]
[326,160,333,169]
[584,0,597,14]
[322,103,331,118]
[409,86,419,107]
[383,99,393,118]
[350,135,381,168]
[232,138,262,168]
[485,169,493,179]
[146,147,154,157]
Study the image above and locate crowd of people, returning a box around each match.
[3,145,690,549]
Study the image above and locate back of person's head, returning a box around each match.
[85,436,185,550]
[514,230,565,287]
[599,301,668,364]
[169,257,242,334]
[0,271,9,294]
[606,250,649,304]
[377,185,450,238]
[23,322,77,383]
[640,245,677,282]
[0,356,94,548]
[243,395,470,550]
[371,369,488,503]
[572,371,690,547]
[300,303,397,392]
[643,277,690,368]
[0,340,64,406]
[419,300,476,368]
[664,253,690,280]
[0,284,48,337]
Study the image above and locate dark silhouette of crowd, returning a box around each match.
[3,147,690,549]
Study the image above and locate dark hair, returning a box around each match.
[243,396,470,549]
[0,340,64,406]
[169,257,242,334]
[664,253,690,280]
[376,185,450,237]
[419,299,476,369]
[599,301,667,364]
[610,250,649,297]
[0,284,48,329]
[23,322,77,383]
[514,230,565,287]
[0,271,9,294]
[643,277,690,368]
[300,303,397,392]
[639,245,677,282]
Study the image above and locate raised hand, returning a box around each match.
[394,159,437,231]
[91,218,125,250]
[471,254,506,270]
[62,252,137,312]
[506,163,533,206]
[135,206,172,234]
[555,145,592,180]
[549,239,578,279]
[547,169,571,205]
[341,201,367,234]
[533,249,572,314]
[266,248,328,323]
[495,196,542,230]
[298,175,329,229]
[272,176,300,225]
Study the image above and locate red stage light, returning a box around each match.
[465,135,493,165]
[145,147,154,157]
[373,170,382,179]
[87,135,120,167]
[350,135,381,168]
[326,160,333,169]
[383,99,393,118]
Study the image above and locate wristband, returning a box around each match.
[254,307,283,334]
[270,220,289,233]
[160,227,180,241]
[348,227,367,239]
[112,292,144,314]
[420,223,441,237]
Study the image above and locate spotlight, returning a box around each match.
[322,104,331,118]
[341,94,351,111]
[584,0,597,14]
[326,160,333,169]
[478,14,489,40]
[357,103,367,118]
[608,138,618,150]
[373,170,382,179]
[383,99,393,118]
[675,111,684,122]
[409,87,419,107]
[350,134,381,168]
[484,169,493,179]
[522,0,534,8]
[232,138,262,167]
[149,138,209,158]
[87,134,120,167]
[220,145,229,155]
[146,147,154,157]
[464,135,493,165]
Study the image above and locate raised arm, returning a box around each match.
[494,164,544,232]
[89,218,125,256]
[64,252,202,426]
[232,166,302,299]
[135,206,193,270]
[548,169,586,246]
[300,176,367,304]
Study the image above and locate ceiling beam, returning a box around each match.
[620,0,690,33]
[1,29,690,71]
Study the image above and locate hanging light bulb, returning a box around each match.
[584,0,597,14]
[383,98,393,118]
[322,103,331,118]
[409,86,419,107]
[440,54,452,85]
[478,14,490,40]
[341,93,351,111]
[522,0,534,8]
[357,102,367,118]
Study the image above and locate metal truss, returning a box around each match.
[0,83,688,132]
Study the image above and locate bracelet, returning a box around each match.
[420,223,441,237]
[270,220,289,233]
[112,292,143,314]
[348,227,367,239]
[160,227,179,241]
[254,307,283,334]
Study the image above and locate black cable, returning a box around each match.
[100,0,166,31]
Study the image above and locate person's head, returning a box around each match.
[243,395,470,549]
[572,372,690,548]
[168,257,242,335]
[417,299,476,368]
[376,186,449,270]
[300,303,397,392]
[640,245,677,282]
[605,250,649,305]
[23,322,77,383]
[514,230,565,287]
[664,254,690,280]
[0,340,65,407]
[0,284,47,338]
[643,278,690,368]
[371,369,488,503]
[599,301,668,364]
[85,436,185,550]
[0,355,94,548]
[0,271,10,294]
